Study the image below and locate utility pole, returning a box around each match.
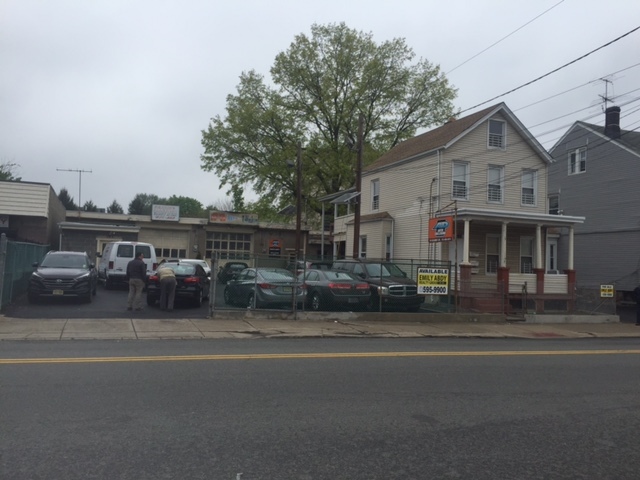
[352,114,364,259]
[56,168,92,208]
[295,142,302,261]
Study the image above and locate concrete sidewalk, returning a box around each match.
[1,313,639,341]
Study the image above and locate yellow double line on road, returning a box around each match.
[2,349,640,365]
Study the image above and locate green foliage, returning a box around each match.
[128,193,206,217]
[230,185,245,212]
[58,188,77,210]
[0,161,21,182]
[83,200,98,212]
[128,193,160,215]
[201,22,457,217]
[166,195,205,217]
[107,200,124,214]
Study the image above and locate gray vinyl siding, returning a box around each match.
[549,124,640,291]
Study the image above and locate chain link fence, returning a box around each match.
[0,233,49,311]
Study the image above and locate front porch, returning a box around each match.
[455,267,577,314]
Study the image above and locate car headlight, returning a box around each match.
[377,286,389,295]
[75,272,91,281]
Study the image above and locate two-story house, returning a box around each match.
[548,106,640,300]
[329,103,584,313]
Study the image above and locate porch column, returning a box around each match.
[460,219,473,310]
[535,224,543,269]
[565,225,576,312]
[497,221,510,313]
[462,219,470,264]
[568,226,574,270]
[533,224,545,313]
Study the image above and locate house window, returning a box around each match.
[521,170,537,206]
[156,247,187,259]
[371,179,380,211]
[486,234,500,274]
[568,148,586,175]
[452,161,469,200]
[520,237,534,273]
[359,236,367,259]
[487,165,504,203]
[205,231,252,260]
[488,119,506,149]
[548,195,559,215]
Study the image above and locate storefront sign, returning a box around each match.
[151,205,180,221]
[269,239,282,257]
[209,211,259,225]
[428,216,454,242]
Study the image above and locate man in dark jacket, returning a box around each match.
[126,252,147,311]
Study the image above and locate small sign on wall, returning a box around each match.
[600,285,614,298]
[0,216,8,228]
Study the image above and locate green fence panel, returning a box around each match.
[0,238,49,310]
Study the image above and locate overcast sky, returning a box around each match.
[2,0,639,210]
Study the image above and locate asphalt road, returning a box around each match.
[2,337,640,479]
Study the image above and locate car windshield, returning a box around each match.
[40,254,88,269]
[162,264,196,275]
[259,269,295,281]
[323,271,356,281]
[364,263,407,277]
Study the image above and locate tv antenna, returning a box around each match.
[56,168,92,207]
[599,77,615,110]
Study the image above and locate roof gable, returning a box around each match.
[364,102,550,173]
[550,121,640,159]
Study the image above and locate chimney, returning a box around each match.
[604,106,621,139]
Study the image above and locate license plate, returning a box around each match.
[53,289,64,295]
[282,287,292,294]
[348,298,358,303]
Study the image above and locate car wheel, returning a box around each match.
[27,292,38,304]
[147,295,156,306]
[105,277,113,290]
[83,292,92,304]
[223,287,233,306]
[247,292,256,309]
[310,292,323,311]
[193,288,203,308]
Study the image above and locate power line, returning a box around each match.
[446,0,566,75]
[459,25,640,115]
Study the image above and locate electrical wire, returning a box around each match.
[458,25,640,115]
[446,0,566,75]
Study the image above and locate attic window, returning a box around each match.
[488,120,506,149]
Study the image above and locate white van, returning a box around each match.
[97,241,157,289]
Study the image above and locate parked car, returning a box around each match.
[28,251,98,304]
[146,261,210,307]
[217,261,249,284]
[97,241,157,289]
[331,259,424,312]
[299,269,370,311]
[223,267,305,309]
[161,258,211,276]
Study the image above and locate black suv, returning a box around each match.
[28,251,98,303]
[331,259,424,312]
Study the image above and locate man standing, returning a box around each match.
[126,252,147,311]
[158,264,177,312]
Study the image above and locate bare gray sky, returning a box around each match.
[2,0,639,210]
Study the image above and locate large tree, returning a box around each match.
[107,200,124,214]
[58,188,77,210]
[201,22,457,218]
[0,161,22,182]
[128,193,160,215]
[166,195,205,217]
